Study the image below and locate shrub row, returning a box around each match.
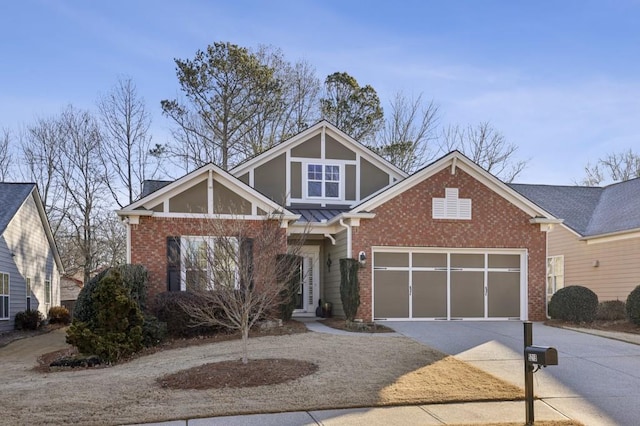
[549,284,640,325]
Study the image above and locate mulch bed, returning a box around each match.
[546,319,640,334]
[320,317,394,333]
[158,358,318,390]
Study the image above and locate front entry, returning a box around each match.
[373,248,525,320]
[293,246,320,315]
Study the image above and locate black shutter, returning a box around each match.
[167,236,181,292]
[240,238,254,290]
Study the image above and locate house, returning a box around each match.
[117,121,560,322]
[511,179,640,306]
[0,183,63,332]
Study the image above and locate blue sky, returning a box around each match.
[2,1,639,184]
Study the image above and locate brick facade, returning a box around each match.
[352,167,548,322]
[130,216,287,300]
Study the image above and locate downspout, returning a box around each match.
[339,218,352,259]
[125,216,132,264]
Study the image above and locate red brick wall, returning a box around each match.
[352,167,547,322]
[130,216,287,300]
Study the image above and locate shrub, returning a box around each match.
[142,313,167,347]
[74,264,149,323]
[48,306,71,324]
[340,258,360,322]
[66,271,144,363]
[548,285,599,323]
[277,254,301,321]
[14,310,44,330]
[596,300,627,321]
[626,285,640,325]
[151,292,219,338]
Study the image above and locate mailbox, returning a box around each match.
[525,345,558,367]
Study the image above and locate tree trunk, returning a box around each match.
[241,323,249,364]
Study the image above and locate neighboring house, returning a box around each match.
[0,183,63,332]
[117,121,559,322]
[511,179,640,307]
[60,275,83,318]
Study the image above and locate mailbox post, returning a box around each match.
[523,321,558,425]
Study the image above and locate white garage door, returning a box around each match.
[373,249,525,320]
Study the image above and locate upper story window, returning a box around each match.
[432,188,472,220]
[307,164,340,199]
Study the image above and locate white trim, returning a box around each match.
[582,228,640,244]
[295,245,320,314]
[0,272,9,320]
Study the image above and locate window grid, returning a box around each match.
[307,164,340,199]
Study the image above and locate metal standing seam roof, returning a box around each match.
[288,207,352,223]
[510,178,640,237]
[0,183,35,235]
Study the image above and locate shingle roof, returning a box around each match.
[510,178,640,237]
[0,183,35,235]
[140,180,172,198]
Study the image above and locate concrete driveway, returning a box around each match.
[387,321,640,426]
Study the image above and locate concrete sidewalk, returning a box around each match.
[132,400,569,425]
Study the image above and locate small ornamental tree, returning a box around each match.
[340,258,360,322]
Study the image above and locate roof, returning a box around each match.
[140,180,172,198]
[290,207,352,223]
[511,178,640,237]
[0,183,36,235]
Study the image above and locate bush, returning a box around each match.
[15,310,44,330]
[151,292,220,338]
[142,313,167,347]
[74,264,148,323]
[66,271,144,363]
[48,306,71,324]
[548,285,599,323]
[596,300,627,321]
[340,258,360,322]
[626,285,640,325]
[277,254,301,321]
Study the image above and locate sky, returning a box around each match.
[2,0,639,184]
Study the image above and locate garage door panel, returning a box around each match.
[412,271,447,318]
[488,272,520,317]
[374,271,409,318]
[451,271,484,318]
[374,252,409,267]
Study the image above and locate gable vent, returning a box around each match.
[433,188,472,220]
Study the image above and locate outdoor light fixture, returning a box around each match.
[326,253,332,271]
[358,251,366,266]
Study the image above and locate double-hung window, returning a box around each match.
[546,256,564,315]
[181,237,239,291]
[44,279,51,311]
[307,164,340,199]
[0,273,9,320]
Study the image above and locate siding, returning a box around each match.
[548,225,640,301]
[323,230,347,317]
[0,193,60,332]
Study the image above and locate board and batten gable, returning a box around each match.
[548,225,640,301]
[0,191,60,332]
[230,121,407,208]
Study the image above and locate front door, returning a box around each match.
[294,246,320,314]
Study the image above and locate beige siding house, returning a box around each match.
[512,179,640,309]
[0,183,63,332]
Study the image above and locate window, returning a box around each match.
[546,256,564,315]
[181,237,239,291]
[0,273,8,320]
[432,188,471,220]
[307,164,340,199]
[44,279,51,309]
[26,278,31,311]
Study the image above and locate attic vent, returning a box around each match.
[433,188,472,220]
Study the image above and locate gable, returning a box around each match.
[229,120,407,208]
[354,151,557,224]
[118,164,295,219]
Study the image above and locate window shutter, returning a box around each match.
[240,238,254,290]
[167,237,181,292]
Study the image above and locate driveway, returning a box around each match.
[387,321,640,426]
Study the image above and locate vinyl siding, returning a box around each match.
[548,225,640,301]
[0,193,60,331]
[323,230,347,317]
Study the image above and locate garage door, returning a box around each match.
[373,249,523,320]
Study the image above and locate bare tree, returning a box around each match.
[20,117,69,236]
[370,92,439,173]
[94,213,127,268]
[440,122,527,182]
[0,128,13,181]
[98,77,158,207]
[57,106,109,283]
[176,215,307,364]
[581,149,640,185]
